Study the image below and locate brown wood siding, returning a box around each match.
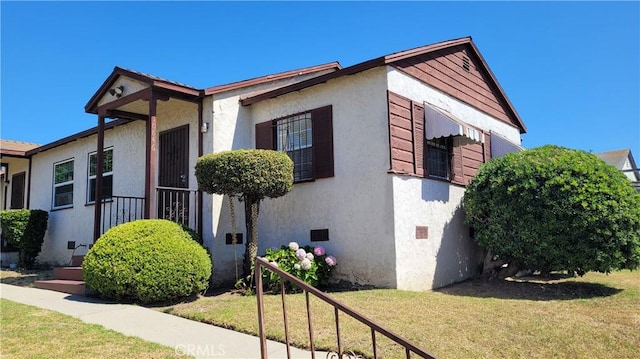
[388,91,416,174]
[452,138,486,186]
[393,44,517,128]
[311,105,334,179]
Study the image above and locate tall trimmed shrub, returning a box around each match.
[83,219,212,304]
[0,209,48,268]
[464,145,640,277]
[195,149,293,281]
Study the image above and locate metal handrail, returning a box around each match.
[155,186,199,230]
[255,256,436,359]
[101,195,146,234]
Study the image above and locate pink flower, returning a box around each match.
[325,256,337,267]
[289,242,299,251]
[294,263,301,270]
[306,253,314,260]
[301,258,312,270]
[313,246,325,256]
[295,248,307,260]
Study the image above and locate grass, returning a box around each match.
[0,298,187,359]
[161,271,640,359]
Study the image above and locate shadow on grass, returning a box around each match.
[436,276,623,301]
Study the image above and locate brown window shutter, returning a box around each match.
[255,120,274,149]
[311,105,334,178]
[412,102,425,177]
[483,132,491,162]
[451,137,465,185]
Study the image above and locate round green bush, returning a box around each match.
[83,219,212,304]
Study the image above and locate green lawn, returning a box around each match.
[0,299,187,359]
[162,271,640,359]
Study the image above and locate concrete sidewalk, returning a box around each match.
[0,283,324,359]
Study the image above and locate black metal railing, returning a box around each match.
[101,195,146,234]
[254,257,436,359]
[156,186,199,230]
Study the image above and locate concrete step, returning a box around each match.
[33,280,86,296]
[71,255,85,267]
[53,267,83,281]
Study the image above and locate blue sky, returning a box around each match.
[1,1,639,157]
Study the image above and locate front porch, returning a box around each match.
[84,67,206,240]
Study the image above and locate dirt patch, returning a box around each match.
[435,275,623,300]
[0,269,53,287]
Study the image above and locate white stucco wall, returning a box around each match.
[201,70,355,285]
[210,67,398,287]
[387,67,518,290]
[29,121,146,265]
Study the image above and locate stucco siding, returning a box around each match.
[29,121,146,265]
[232,67,398,287]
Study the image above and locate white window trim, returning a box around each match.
[87,147,113,204]
[52,158,74,210]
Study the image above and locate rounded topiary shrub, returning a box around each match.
[83,219,212,304]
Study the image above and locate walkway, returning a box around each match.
[0,283,324,359]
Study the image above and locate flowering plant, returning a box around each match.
[261,242,337,292]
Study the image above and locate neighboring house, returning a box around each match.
[0,139,40,265]
[596,149,640,192]
[7,36,526,290]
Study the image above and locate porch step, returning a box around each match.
[33,279,87,296]
[71,255,85,267]
[53,266,83,281]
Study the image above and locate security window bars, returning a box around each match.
[53,159,74,208]
[426,137,451,180]
[277,113,313,182]
[87,148,113,203]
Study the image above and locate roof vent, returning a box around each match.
[462,56,470,72]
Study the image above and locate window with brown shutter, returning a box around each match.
[255,105,334,182]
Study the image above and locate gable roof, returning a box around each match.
[0,139,41,158]
[240,36,526,133]
[85,66,202,114]
[596,149,637,171]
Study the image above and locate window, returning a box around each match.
[426,137,451,180]
[87,148,113,204]
[277,113,313,181]
[53,159,74,208]
[255,105,334,182]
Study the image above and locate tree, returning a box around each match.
[195,149,293,281]
[464,145,640,278]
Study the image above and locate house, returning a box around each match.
[596,149,640,192]
[2,37,526,290]
[0,139,40,266]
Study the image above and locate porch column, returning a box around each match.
[144,93,158,219]
[197,99,203,236]
[93,112,106,242]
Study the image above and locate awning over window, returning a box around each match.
[424,103,483,143]
[490,130,524,158]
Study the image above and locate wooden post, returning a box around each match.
[144,93,158,219]
[93,113,105,242]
